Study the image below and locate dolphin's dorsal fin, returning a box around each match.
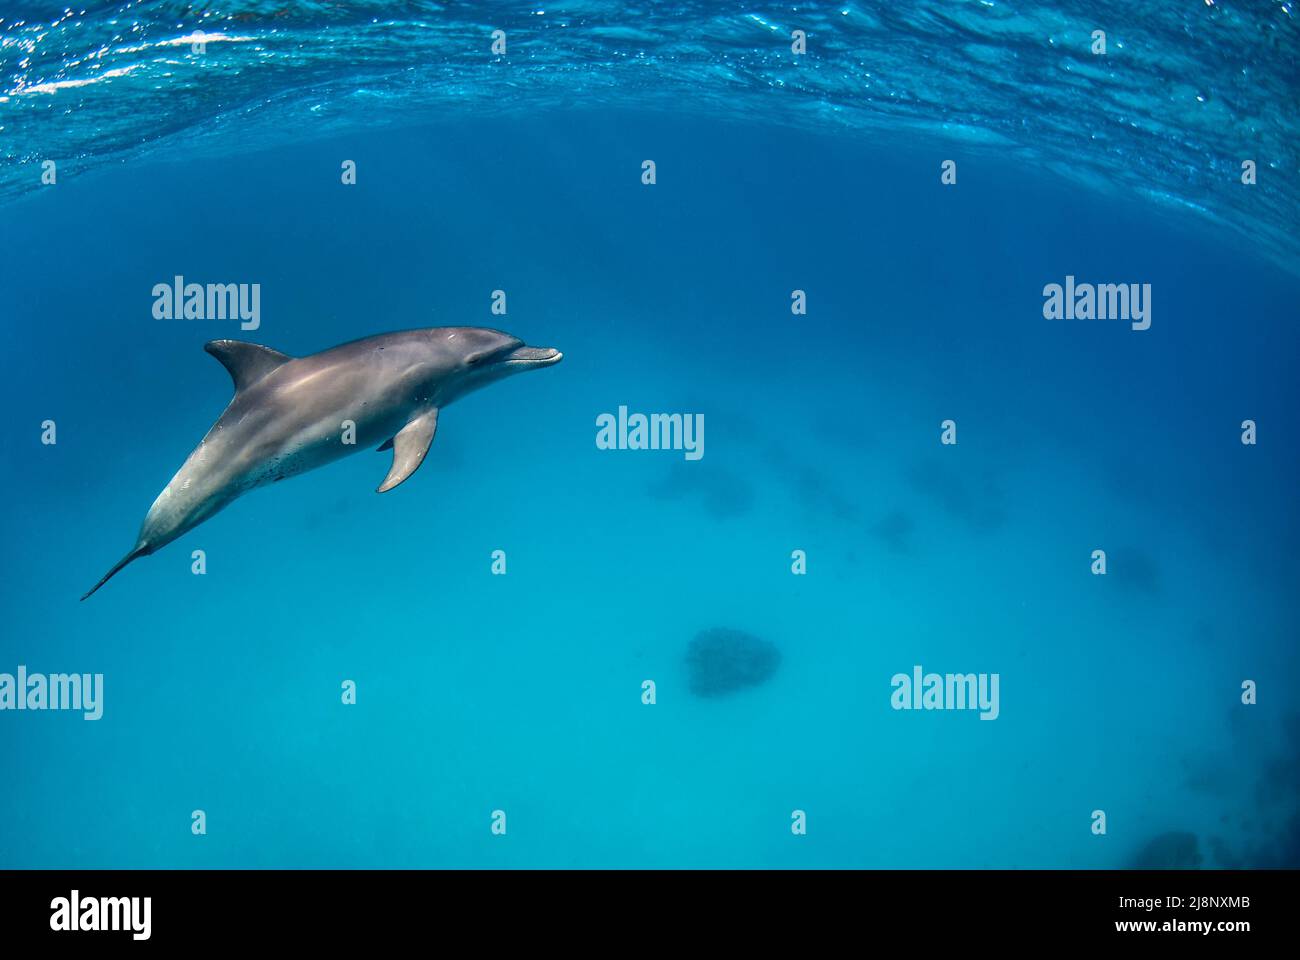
[204,340,293,392]
[377,407,438,493]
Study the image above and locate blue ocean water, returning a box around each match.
[1,2,1298,869]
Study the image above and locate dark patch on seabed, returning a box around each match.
[1166,711,1300,869]
[1232,712,1300,868]
[648,463,755,520]
[685,628,781,698]
[904,459,1007,535]
[871,510,914,554]
[1128,831,1203,870]
[1109,545,1162,597]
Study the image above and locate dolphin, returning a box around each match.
[81,327,562,599]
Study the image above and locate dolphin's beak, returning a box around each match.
[502,345,563,368]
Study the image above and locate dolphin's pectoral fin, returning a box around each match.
[377,408,438,493]
[204,340,293,392]
[376,438,394,452]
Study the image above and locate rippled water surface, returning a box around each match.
[3,1,1298,268]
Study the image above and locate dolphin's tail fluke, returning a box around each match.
[81,544,148,601]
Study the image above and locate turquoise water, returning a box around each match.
[1,2,1298,869]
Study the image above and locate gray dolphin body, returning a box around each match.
[82,327,562,599]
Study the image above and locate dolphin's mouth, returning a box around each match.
[501,345,563,368]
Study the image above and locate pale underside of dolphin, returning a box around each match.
[81,327,562,599]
